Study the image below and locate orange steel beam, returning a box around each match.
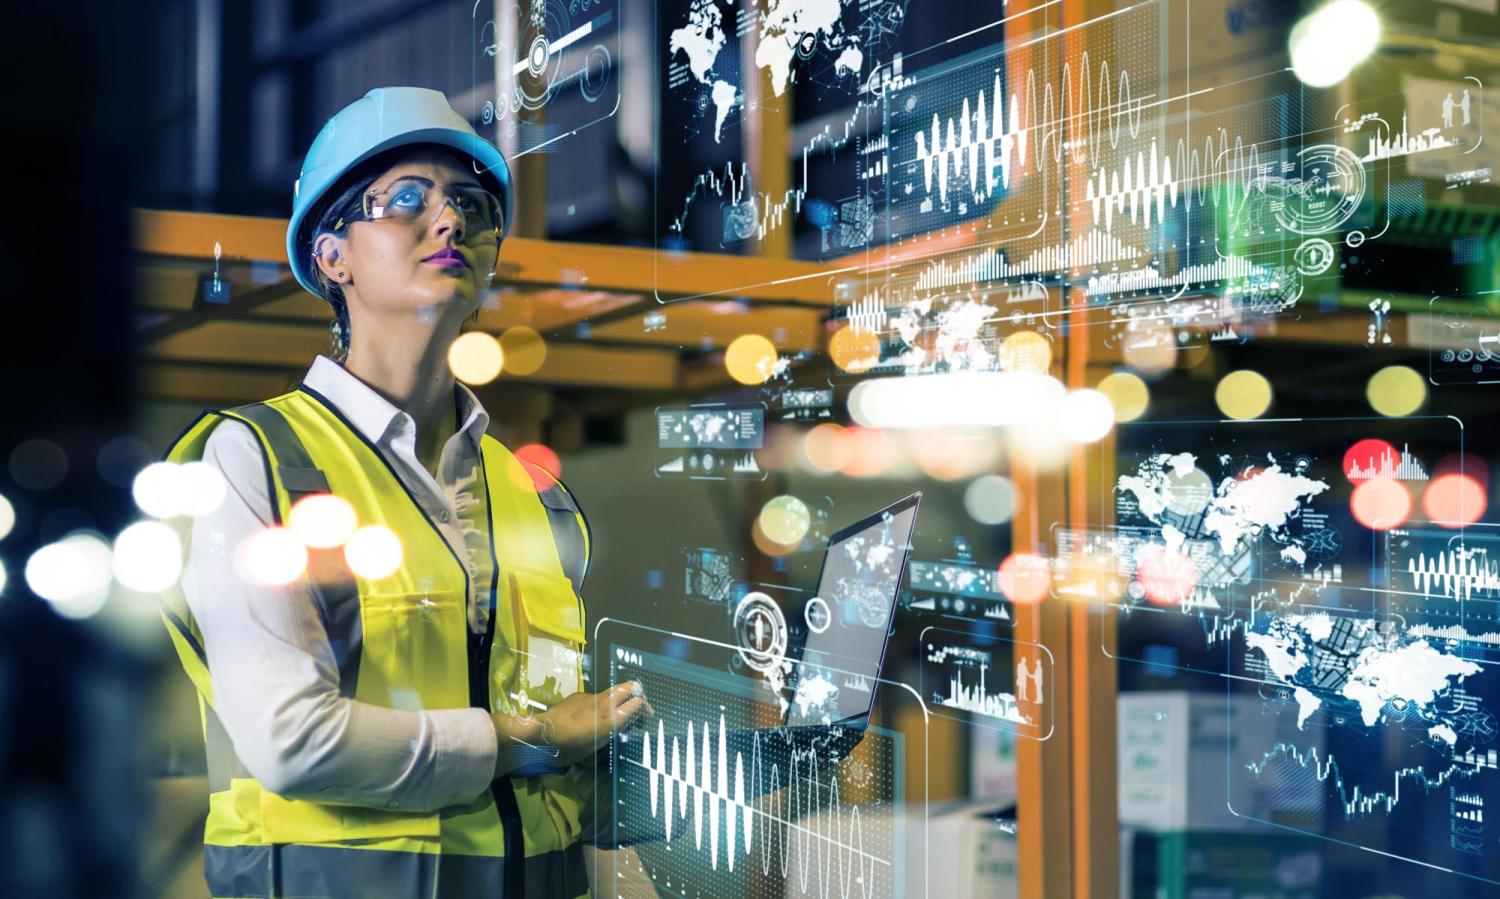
[133,209,834,305]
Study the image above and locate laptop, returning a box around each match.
[782,491,922,732]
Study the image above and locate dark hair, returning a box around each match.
[302,144,496,360]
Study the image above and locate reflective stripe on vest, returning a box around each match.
[203,841,588,899]
[159,387,592,899]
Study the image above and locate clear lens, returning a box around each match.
[362,178,502,236]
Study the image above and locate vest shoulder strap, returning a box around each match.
[228,400,332,509]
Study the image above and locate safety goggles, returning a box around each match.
[337,176,504,239]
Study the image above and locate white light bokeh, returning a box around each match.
[27,532,114,619]
[0,492,13,542]
[964,475,1016,525]
[112,520,184,592]
[848,372,1066,430]
[240,527,309,586]
[132,462,184,518]
[177,461,228,517]
[345,525,403,579]
[1060,389,1116,443]
[289,494,358,549]
[1290,0,1380,87]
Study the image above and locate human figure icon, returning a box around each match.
[1443,93,1456,129]
[1015,657,1045,704]
[1461,89,1473,127]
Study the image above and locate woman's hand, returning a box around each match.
[493,681,653,776]
[535,681,653,767]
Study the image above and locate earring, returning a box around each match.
[337,271,345,281]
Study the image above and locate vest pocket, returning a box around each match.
[511,568,585,645]
[358,588,469,711]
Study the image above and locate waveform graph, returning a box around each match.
[1385,525,1500,636]
[1085,138,1180,230]
[602,639,909,899]
[912,71,1028,210]
[883,1,1162,241]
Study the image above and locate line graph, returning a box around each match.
[632,715,886,898]
[668,98,879,244]
[1247,741,1487,818]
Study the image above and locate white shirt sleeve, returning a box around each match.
[179,419,498,812]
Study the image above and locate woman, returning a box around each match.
[160,86,646,898]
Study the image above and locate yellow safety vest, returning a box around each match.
[159,385,595,899]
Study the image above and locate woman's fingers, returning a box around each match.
[613,694,648,727]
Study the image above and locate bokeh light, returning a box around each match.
[132,462,184,518]
[998,553,1052,604]
[725,334,778,385]
[801,423,852,474]
[1289,0,1380,88]
[751,519,798,557]
[448,331,504,385]
[513,443,562,492]
[1423,474,1487,528]
[1164,467,1214,516]
[1059,389,1115,443]
[828,325,880,374]
[0,492,14,542]
[1350,477,1412,530]
[1366,365,1426,417]
[839,427,896,478]
[1432,453,1490,490]
[0,558,7,595]
[1136,545,1198,606]
[96,436,154,489]
[344,525,404,580]
[999,331,1051,374]
[27,532,113,618]
[1096,372,1150,422]
[241,527,309,586]
[759,495,812,546]
[112,520,183,592]
[9,438,69,491]
[500,326,548,376]
[964,475,1015,526]
[178,461,228,517]
[1215,370,1273,420]
[289,494,358,549]
[908,431,998,481]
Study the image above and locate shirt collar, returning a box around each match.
[301,355,490,449]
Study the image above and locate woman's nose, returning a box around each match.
[432,199,466,243]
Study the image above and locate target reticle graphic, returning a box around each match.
[1294,237,1336,276]
[1274,144,1367,235]
[733,591,787,672]
[472,0,619,155]
[804,596,832,634]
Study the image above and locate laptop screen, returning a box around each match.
[785,494,920,727]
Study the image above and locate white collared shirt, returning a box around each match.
[178,355,497,811]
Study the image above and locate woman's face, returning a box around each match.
[315,150,500,323]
